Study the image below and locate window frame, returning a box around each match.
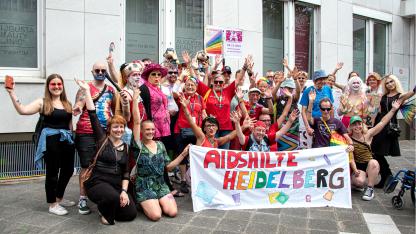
[0,0,45,82]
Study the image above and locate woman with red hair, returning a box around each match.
[365,72,382,127]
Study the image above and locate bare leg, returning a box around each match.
[366,159,380,187]
[159,193,177,217]
[79,168,87,196]
[140,199,162,221]
[351,170,367,188]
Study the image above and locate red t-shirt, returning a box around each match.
[174,93,205,134]
[267,123,280,152]
[243,101,264,120]
[197,81,236,130]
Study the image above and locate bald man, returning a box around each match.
[73,62,116,215]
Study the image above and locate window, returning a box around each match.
[294,3,314,75]
[373,22,386,75]
[126,0,159,62]
[353,17,366,78]
[175,0,204,56]
[263,0,284,72]
[0,0,38,68]
[353,15,388,79]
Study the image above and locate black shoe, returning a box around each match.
[180,181,189,193]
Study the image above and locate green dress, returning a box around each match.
[132,140,171,202]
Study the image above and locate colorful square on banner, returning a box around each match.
[277,192,289,204]
[195,181,218,205]
[268,192,280,204]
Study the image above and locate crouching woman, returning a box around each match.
[75,79,137,225]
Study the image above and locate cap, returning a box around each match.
[222,66,232,74]
[248,87,261,94]
[281,79,296,89]
[312,70,328,81]
[349,116,363,125]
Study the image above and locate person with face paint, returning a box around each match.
[338,76,369,128]
[365,72,382,127]
[348,99,402,201]
[73,62,116,215]
[5,74,75,216]
[371,75,416,188]
[300,70,334,137]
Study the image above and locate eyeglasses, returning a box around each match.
[320,107,331,112]
[205,124,217,129]
[150,72,162,77]
[259,119,271,122]
[94,69,106,74]
[168,71,178,75]
[214,80,224,85]
[49,82,63,87]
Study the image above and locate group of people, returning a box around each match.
[4,48,415,224]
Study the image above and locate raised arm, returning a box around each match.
[282,57,293,74]
[166,144,190,172]
[5,84,42,116]
[276,89,293,127]
[331,62,343,76]
[106,52,121,83]
[398,85,416,103]
[275,109,298,141]
[179,94,205,142]
[132,87,142,144]
[236,55,252,86]
[272,71,285,102]
[231,111,245,145]
[305,89,316,126]
[367,99,402,138]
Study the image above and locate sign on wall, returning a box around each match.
[190,145,351,212]
[204,26,243,58]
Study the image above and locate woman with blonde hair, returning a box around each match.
[338,76,369,127]
[5,74,75,216]
[371,74,416,187]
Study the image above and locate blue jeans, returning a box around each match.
[215,130,231,149]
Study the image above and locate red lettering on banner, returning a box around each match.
[227,151,239,169]
[237,152,248,168]
[204,150,220,168]
[287,152,298,167]
[275,152,285,167]
[265,153,275,168]
[223,171,236,190]
[247,152,259,168]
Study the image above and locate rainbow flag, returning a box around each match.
[205,30,223,55]
[400,98,416,129]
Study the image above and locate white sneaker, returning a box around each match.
[362,187,375,201]
[49,204,68,216]
[59,199,76,207]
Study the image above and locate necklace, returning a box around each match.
[213,89,223,109]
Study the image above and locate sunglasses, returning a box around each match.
[320,107,331,112]
[49,82,63,87]
[94,69,106,74]
[214,80,224,85]
[259,119,271,122]
[150,72,162,77]
[168,71,178,75]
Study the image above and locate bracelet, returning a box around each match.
[121,188,127,193]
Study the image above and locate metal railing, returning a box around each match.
[0,141,80,180]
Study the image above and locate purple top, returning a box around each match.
[311,117,347,148]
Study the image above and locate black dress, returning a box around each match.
[371,93,401,156]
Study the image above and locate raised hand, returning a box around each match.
[283,88,293,98]
[335,62,344,70]
[215,54,223,66]
[132,86,141,101]
[74,78,90,91]
[182,51,191,65]
[308,89,316,101]
[391,99,402,111]
[243,116,255,130]
[230,111,241,123]
[289,109,300,122]
[282,57,289,68]
[106,52,113,66]
[179,93,190,107]
[290,66,299,80]
[235,87,244,99]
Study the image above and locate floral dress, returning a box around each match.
[132,140,171,202]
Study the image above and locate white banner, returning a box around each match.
[190,145,351,212]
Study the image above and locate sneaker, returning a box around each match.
[180,181,189,193]
[362,187,375,201]
[49,204,68,216]
[78,199,91,215]
[352,185,365,192]
[59,199,76,207]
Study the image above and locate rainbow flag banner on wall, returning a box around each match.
[190,145,351,212]
[205,26,223,55]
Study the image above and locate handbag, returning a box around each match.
[81,137,108,185]
[385,95,401,138]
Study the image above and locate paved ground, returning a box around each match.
[0,141,414,234]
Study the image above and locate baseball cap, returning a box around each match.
[222,66,232,74]
[312,70,328,81]
[281,79,296,89]
[349,116,363,125]
[248,87,261,94]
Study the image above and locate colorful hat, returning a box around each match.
[121,61,145,81]
[254,120,266,129]
[349,116,363,125]
[141,63,168,80]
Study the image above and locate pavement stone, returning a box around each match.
[0,140,414,233]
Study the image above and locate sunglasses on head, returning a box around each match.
[214,80,224,84]
[168,71,178,75]
[320,107,331,112]
[94,69,106,74]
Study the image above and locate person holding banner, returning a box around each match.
[306,96,354,152]
[348,99,402,201]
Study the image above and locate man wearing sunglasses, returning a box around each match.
[306,97,353,151]
[73,62,116,215]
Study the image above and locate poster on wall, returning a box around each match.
[204,26,223,55]
[295,5,311,72]
[190,145,351,212]
[392,67,409,92]
[223,29,243,58]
